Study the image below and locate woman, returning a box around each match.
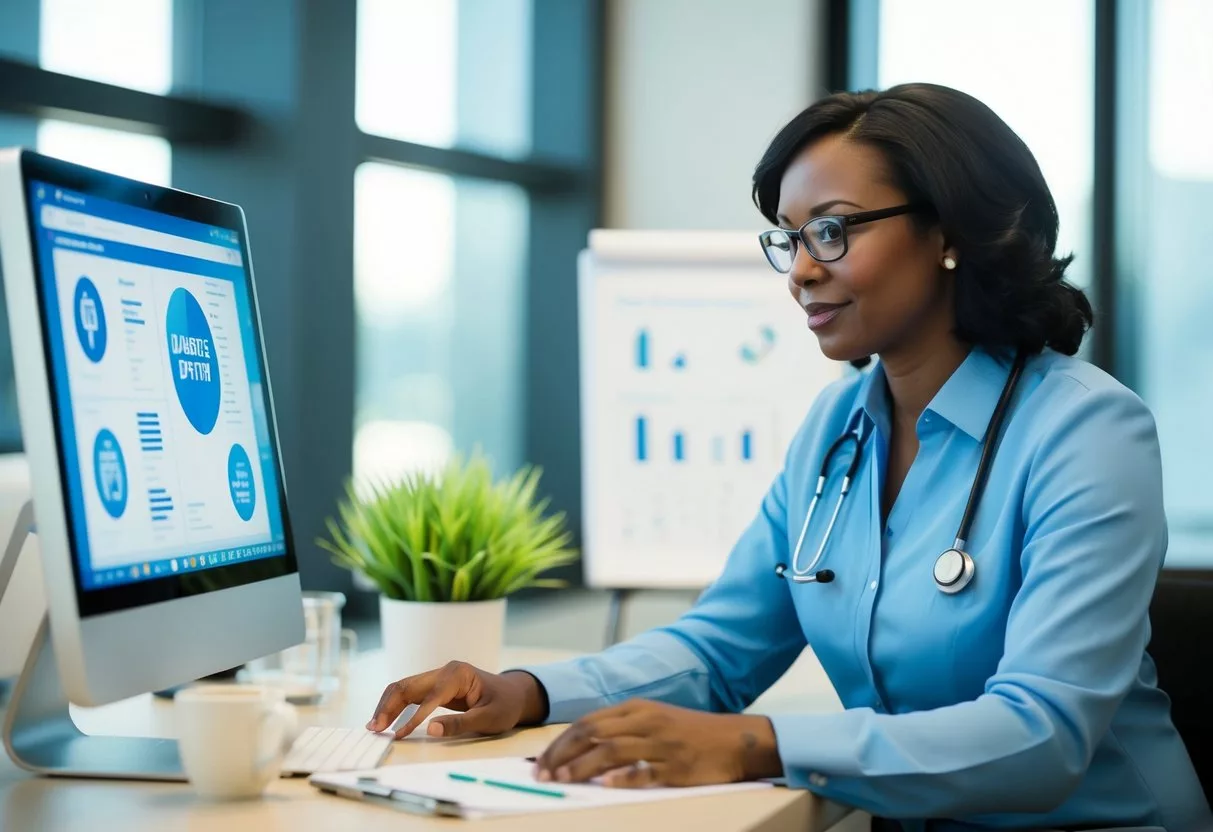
[367,84,1211,830]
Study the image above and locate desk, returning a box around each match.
[0,646,855,832]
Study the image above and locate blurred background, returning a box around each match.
[0,0,1209,646]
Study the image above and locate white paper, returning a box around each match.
[313,756,772,819]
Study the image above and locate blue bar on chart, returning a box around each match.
[741,430,753,461]
[635,416,648,461]
[121,298,146,326]
[148,487,174,522]
[672,431,685,462]
[712,436,725,463]
[137,412,164,453]
[635,329,650,369]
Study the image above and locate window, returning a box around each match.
[353,0,544,487]
[39,0,172,94]
[355,0,532,158]
[36,0,173,185]
[35,121,172,187]
[1148,0,1213,182]
[1133,0,1213,563]
[352,163,528,484]
[875,0,1095,297]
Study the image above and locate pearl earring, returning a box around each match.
[943,256,957,270]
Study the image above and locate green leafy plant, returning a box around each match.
[318,452,579,602]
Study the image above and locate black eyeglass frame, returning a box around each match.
[758,203,926,272]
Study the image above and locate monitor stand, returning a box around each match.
[0,500,185,780]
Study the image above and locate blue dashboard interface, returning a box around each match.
[28,181,287,590]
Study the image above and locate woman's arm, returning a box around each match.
[514,459,809,724]
[765,384,1166,818]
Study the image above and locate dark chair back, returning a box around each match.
[1148,574,1213,796]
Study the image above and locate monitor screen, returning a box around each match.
[25,176,291,608]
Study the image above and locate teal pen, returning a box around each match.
[448,771,567,798]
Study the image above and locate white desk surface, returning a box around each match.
[0,645,852,832]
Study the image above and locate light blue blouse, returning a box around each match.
[522,347,1212,831]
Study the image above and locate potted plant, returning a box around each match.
[318,452,578,679]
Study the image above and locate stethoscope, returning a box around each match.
[775,351,1027,594]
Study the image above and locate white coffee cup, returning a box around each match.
[174,684,297,800]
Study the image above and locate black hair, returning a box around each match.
[752,83,1092,359]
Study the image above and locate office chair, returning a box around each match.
[1148,573,1213,796]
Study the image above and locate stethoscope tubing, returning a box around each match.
[779,351,1027,590]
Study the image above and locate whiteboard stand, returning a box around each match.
[578,230,843,606]
[604,587,633,647]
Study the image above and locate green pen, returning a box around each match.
[448,771,567,799]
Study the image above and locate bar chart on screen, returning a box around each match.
[579,231,843,588]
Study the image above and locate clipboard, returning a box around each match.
[312,773,469,818]
[310,757,555,819]
[310,756,774,820]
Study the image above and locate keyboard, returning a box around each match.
[281,727,392,776]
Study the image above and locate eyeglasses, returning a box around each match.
[758,204,923,273]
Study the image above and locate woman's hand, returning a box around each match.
[534,700,783,788]
[366,662,548,740]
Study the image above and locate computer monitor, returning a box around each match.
[0,149,303,713]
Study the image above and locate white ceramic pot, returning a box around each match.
[378,596,507,680]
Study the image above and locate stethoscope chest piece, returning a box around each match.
[933,548,975,594]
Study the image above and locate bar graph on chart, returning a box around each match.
[121,298,147,327]
[634,416,648,461]
[148,487,173,523]
[137,411,164,453]
[634,418,757,465]
[635,328,695,373]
